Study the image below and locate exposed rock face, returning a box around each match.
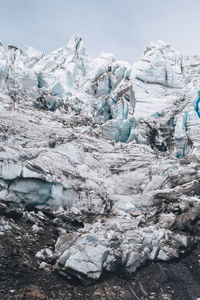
[1,34,200,285]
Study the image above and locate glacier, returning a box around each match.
[1,34,200,283]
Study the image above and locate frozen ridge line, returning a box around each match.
[1,34,200,283]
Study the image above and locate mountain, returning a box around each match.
[1,34,200,295]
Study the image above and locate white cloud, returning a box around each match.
[0,0,199,62]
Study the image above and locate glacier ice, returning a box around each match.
[1,35,200,282]
[194,91,200,118]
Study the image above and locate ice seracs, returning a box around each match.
[1,35,200,283]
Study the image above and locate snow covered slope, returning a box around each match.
[1,34,200,283]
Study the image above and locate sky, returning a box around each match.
[0,0,200,63]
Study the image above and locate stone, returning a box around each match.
[16,285,46,300]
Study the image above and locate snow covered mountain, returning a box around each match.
[1,34,200,284]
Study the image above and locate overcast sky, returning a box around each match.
[0,0,199,63]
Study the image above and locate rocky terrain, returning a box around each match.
[1,34,200,299]
[1,200,200,300]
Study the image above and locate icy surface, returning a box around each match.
[1,35,200,282]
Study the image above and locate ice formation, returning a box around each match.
[1,34,200,283]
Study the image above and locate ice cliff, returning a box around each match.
[1,34,200,283]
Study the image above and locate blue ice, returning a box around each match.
[194,92,200,118]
